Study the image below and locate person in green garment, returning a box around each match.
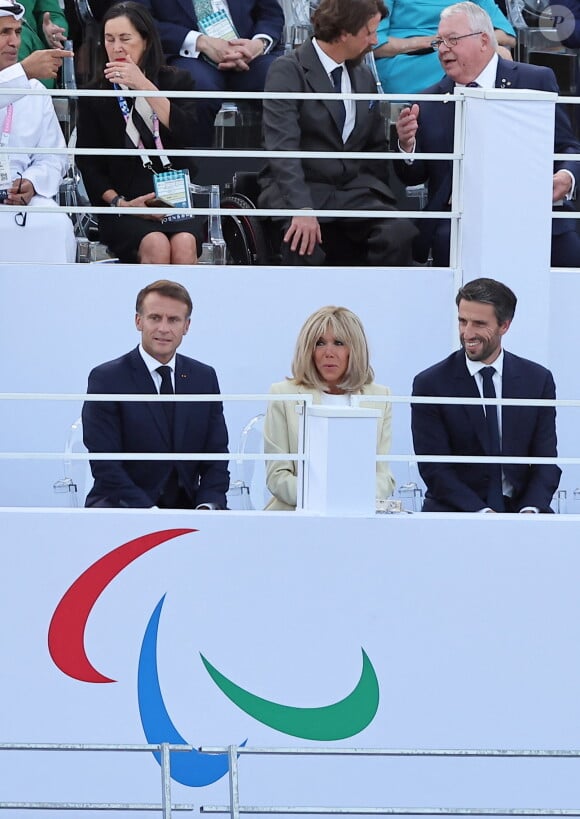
[19,0,68,87]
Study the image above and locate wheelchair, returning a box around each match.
[220,171,280,265]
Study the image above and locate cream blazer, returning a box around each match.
[263,379,396,511]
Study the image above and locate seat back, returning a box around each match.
[53,417,93,507]
[227,413,271,510]
[529,50,578,95]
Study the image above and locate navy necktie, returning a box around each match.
[480,366,504,511]
[330,66,346,137]
[466,81,480,87]
[156,365,174,428]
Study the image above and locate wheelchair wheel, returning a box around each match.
[220,193,272,265]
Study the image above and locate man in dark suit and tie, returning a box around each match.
[412,278,561,513]
[134,0,284,146]
[82,279,229,509]
[395,1,580,267]
[258,0,417,266]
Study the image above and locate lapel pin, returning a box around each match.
[180,373,187,378]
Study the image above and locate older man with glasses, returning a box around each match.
[395,1,580,267]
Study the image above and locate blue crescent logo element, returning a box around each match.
[138,595,246,787]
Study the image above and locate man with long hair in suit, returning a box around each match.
[258,0,417,266]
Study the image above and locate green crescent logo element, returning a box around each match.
[200,648,379,740]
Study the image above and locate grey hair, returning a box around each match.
[440,2,498,48]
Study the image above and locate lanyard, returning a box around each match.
[115,89,171,171]
[0,104,14,148]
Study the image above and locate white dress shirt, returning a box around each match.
[312,37,355,143]
[139,344,176,391]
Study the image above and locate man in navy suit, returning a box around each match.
[82,279,229,508]
[412,278,561,513]
[134,0,284,146]
[395,1,580,267]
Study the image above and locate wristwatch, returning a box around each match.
[109,194,125,207]
[256,36,270,55]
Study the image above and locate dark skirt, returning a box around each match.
[98,212,206,263]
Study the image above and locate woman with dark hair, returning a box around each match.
[76,1,204,263]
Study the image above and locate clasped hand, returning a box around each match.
[198,34,263,71]
[116,192,166,221]
[3,176,35,206]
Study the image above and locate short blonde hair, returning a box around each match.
[291,306,374,392]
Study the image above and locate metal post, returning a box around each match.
[160,742,172,819]
[228,744,240,819]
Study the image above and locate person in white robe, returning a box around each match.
[0,0,76,262]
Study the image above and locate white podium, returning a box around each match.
[301,405,380,516]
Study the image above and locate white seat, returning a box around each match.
[227,413,272,510]
[53,417,93,507]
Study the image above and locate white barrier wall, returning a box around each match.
[3,508,580,818]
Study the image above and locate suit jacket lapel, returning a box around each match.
[452,351,488,452]
[494,57,517,89]
[499,351,520,454]
[177,0,198,25]
[173,354,192,452]
[128,347,172,447]
[298,40,345,139]
[347,63,368,140]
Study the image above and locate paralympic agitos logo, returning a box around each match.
[47,529,380,787]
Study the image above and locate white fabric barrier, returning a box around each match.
[458,88,555,355]
[2,508,580,815]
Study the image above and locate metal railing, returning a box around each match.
[199,745,580,819]
[0,742,195,816]
[1,390,579,513]
[3,742,580,816]
[2,83,578,269]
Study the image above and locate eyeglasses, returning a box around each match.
[430,31,483,50]
[14,171,27,227]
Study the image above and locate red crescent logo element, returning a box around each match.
[48,529,195,684]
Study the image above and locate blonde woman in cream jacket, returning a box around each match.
[264,306,395,511]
